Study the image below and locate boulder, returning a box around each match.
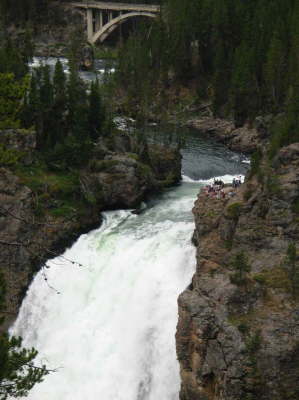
[80,155,155,209]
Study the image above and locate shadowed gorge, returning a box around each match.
[0,0,299,399]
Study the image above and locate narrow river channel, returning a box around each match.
[11,127,249,400]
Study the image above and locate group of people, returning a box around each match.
[202,176,242,200]
[213,178,225,187]
[232,177,242,188]
[203,181,227,199]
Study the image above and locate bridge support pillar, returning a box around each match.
[87,8,94,42]
[95,10,103,31]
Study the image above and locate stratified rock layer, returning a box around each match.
[176,143,299,399]
[0,130,181,330]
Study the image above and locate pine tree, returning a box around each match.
[0,39,28,79]
[37,65,54,150]
[51,60,67,147]
[264,26,287,111]
[0,73,29,129]
[67,60,88,140]
[231,41,259,126]
[285,243,299,296]
[64,58,91,166]
[22,24,35,65]
[53,60,65,100]
[0,272,49,399]
[21,73,39,128]
[88,79,104,141]
[230,251,251,286]
[212,38,231,115]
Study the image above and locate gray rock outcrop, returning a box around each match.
[0,129,181,331]
[186,116,272,154]
[176,143,299,399]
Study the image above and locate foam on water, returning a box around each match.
[10,116,250,399]
[182,173,245,184]
[11,184,199,400]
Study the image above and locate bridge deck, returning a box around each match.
[69,1,160,12]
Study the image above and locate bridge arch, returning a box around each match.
[91,12,157,44]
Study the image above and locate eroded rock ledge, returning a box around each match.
[186,116,272,154]
[176,143,299,399]
[0,129,181,331]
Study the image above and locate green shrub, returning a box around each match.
[252,267,291,291]
[292,198,299,214]
[246,331,262,354]
[89,159,120,172]
[238,322,249,334]
[253,274,267,285]
[49,204,76,218]
[285,242,299,296]
[137,163,152,179]
[249,149,262,178]
[224,239,233,250]
[206,210,217,218]
[0,144,23,166]
[230,251,251,286]
[227,202,242,219]
[243,189,253,201]
[266,174,280,195]
[127,153,139,161]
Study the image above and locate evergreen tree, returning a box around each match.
[0,0,49,25]
[22,24,35,65]
[231,42,259,126]
[285,243,299,296]
[0,39,28,79]
[0,73,29,129]
[51,60,67,147]
[0,272,49,399]
[264,26,287,111]
[230,251,251,286]
[37,65,54,150]
[63,58,91,167]
[88,79,104,141]
[67,60,88,140]
[20,73,39,129]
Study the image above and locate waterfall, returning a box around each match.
[11,118,249,399]
[12,183,199,400]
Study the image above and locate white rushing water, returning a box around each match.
[12,182,205,400]
[29,57,115,82]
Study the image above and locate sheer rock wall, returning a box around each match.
[176,143,299,400]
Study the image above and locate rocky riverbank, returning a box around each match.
[0,128,181,331]
[186,116,273,154]
[176,142,299,399]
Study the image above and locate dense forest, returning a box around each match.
[117,0,299,155]
[0,2,109,397]
[0,0,161,27]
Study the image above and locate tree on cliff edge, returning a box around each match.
[0,273,49,399]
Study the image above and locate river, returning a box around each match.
[11,127,249,400]
[29,56,115,82]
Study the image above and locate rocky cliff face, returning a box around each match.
[6,2,86,58]
[176,143,299,399]
[0,129,181,331]
[186,116,272,154]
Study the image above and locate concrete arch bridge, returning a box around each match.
[69,1,160,44]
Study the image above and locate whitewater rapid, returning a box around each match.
[12,182,204,400]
